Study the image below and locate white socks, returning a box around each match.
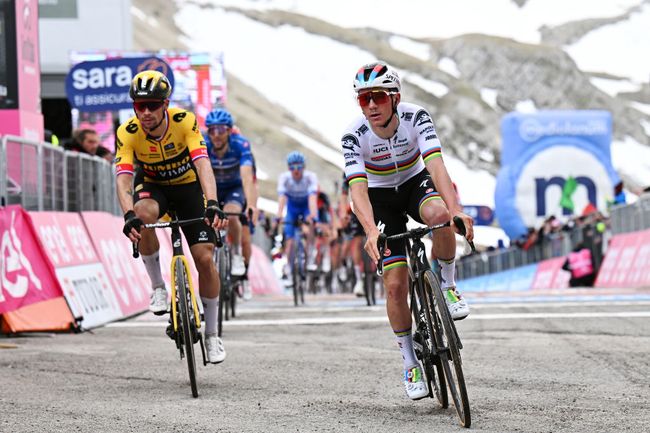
[394,328,419,369]
[142,251,165,289]
[201,296,219,335]
[438,257,456,289]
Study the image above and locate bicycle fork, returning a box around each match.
[169,226,202,334]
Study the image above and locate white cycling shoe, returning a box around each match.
[149,286,168,316]
[444,287,470,320]
[205,333,226,364]
[404,365,429,400]
[231,255,246,277]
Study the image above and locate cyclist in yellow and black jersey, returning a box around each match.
[115,70,228,365]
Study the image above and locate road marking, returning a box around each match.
[108,310,650,328]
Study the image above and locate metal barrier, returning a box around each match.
[609,194,650,235]
[457,194,650,280]
[0,135,119,214]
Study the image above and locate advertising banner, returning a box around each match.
[29,211,122,328]
[0,206,74,332]
[531,257,570,290]
[595,229,650,288]
[495,111,616,239]
[80,211,151,316]
[65,56,174,112]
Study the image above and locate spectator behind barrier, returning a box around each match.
[562,242,596,287]
[65,128,112,160]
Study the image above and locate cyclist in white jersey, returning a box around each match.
[276,151,320,274]
[342,61,474,401]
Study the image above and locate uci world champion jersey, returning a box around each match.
[203,131,254,190]
[115,108,208,185]
[341,102,443,189]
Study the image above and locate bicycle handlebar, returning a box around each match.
[375,217,475,276]
[131,216,222,258]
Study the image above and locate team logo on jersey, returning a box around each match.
[414,109,433,127]
[172,112,187,123]
[341,134,360,151]
[164,143,175,151]
[198,231,209,242]
[401,112,414,122]
[355,124,369,137]
[126,123,138,134]
[371,154,390,162]
[138,191,151,199]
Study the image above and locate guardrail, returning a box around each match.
[609,194,650,235]
[0,134,119,214]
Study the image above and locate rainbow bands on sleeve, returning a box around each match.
[422,146,442,163]
[346,172,368,185]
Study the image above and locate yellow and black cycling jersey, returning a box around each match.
[115,107,209,185]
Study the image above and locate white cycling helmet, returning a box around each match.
[353,61,401,93]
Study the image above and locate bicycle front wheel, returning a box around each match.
[425,270,470,427]
[411,278,447,408]
[175,257,198,398]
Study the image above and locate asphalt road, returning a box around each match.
[1,293,649,433]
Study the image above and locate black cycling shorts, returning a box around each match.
[368,169,441,270]
[133,180,216,247]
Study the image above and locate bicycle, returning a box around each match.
[132,212,217,398]
[214,210,253,337]
[377,216,475,428]
[285,216,314,306]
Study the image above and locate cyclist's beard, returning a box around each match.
[139,113,166,136]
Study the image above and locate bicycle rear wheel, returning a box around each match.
[175,257,198,398]
[425,271,470,427]
[411,279,447,408]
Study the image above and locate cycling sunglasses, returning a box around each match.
[208,125,230,135]
[133,100,165,112]
[357,90,394,107]
[289,163,304,171]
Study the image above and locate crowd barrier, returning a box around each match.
[0,205,281,333]
[0,135,119,214]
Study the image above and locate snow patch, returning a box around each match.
[405,74,449,98]
[438,57,461,78]
[388,35,430,60]
[480,88,499,110]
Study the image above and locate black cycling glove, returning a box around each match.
[204,199,225,225]
[122,210,143,238]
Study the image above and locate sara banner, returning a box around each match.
[65,56,174,112]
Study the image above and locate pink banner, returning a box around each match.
[248,245,282,295]
[195,66,211,128]
[595,229,650,288]
[531,257,570,290]
[29,212,123,328]
[0,206,64,314]
[80,212,151,316]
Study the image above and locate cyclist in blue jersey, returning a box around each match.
[342,61,474,401]
[204,108,258,278]
[276,151,319,273]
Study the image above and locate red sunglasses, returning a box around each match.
[133,100,165,112]
[357,90,394,107]
[208,125,230,135]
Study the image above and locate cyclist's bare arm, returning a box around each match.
[276,194,287,222]
[308,192,319,222]
[195,158,227,230]
[116,173,135,214]
[425,157,474,241]
[349,181,381,262]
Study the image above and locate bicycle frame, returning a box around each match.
[169,224,201,335]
